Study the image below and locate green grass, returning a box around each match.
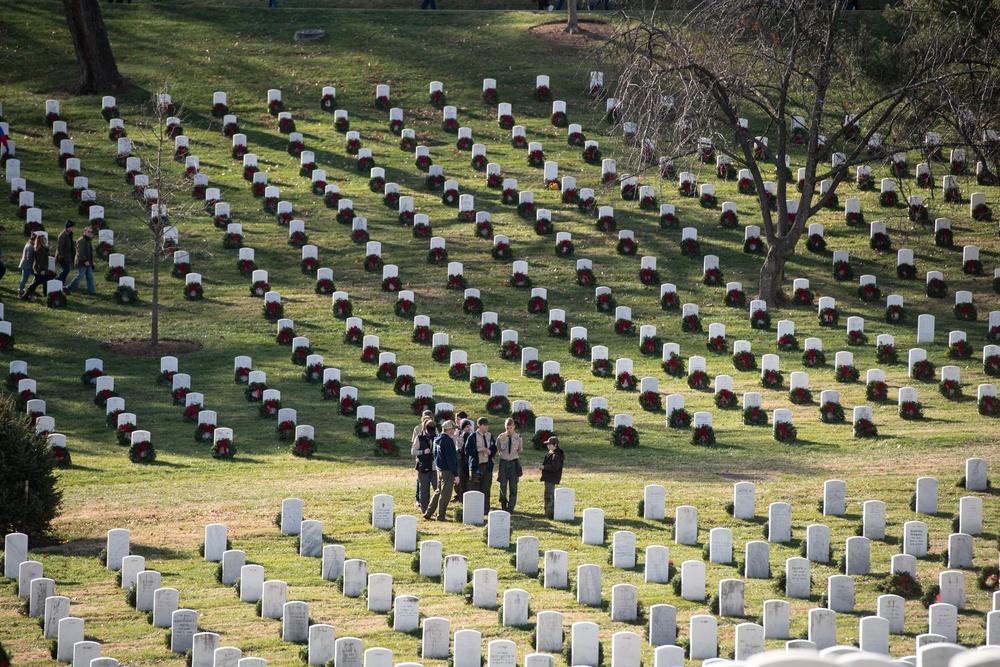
[1,3,999,666]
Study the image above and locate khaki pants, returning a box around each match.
[425,470,454,520]
[497,459,520,512]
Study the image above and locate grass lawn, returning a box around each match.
[0,3,998,666]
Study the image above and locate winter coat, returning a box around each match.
[540,447,565,484]
[18,241,33,271]
[75,235,94,268]
[432,432,459,476]
[57,229,75,264]
[32,243,49,276]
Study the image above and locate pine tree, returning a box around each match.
[0,393,63,536]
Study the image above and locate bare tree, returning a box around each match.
[61,0,125,93]
[110,91,194,348]
[602,0,997,305]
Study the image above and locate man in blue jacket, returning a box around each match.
[424,420,459,521]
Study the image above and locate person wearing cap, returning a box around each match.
[539,436,565,517]
[465,416,496,510]
[424,420,460,521]
[56,220,75,283]
[411,417,438,515]
[454,416,474,502]
[412,410,437,508]
[66,226,95,295]
[17,232,35,297]
[495,417,524,514]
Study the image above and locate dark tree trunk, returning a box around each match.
[61,0,125,94]
[565,1,579,33]
[758,240,791,307]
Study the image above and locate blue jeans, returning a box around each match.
[57,261,71,283]
[267,0,277,6]
[421,0,436,8]
[67,266,94,294]
[18,268,31,293]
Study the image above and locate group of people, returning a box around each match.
[17,220,96,299]
[411,410,565,521]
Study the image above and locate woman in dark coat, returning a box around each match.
[23,233,50,298]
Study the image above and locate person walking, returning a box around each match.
[412,418,438,515]
[465,417,496,511]
[539,436,565,517]
[495,417,524,514]
[66,227,95,295]
[23,233,50,298]
[17,233,35,298]
[56,220,75,283]
[424,420,459,521]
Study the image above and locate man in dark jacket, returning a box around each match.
[56,220,75,283]
[539,436,565,516]
[424,420,459,521]
[66,226,95,295]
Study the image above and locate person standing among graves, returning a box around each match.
[17,232,35,298]
[424,420,459,521]
[66,226,95,295]
[56,220,75,283]
[539,436,564,516]
[22,232,50,299]
[412,410,435,507]
[466,417,496,510]
[453,416,474,502]
[411,418,438,515]
[495,417,524,514]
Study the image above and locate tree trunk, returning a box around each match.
[151,246,159,347]
[757,240,791,307]
[564,1,580,33]
[61,0,125,94]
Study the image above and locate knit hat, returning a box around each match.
[65,220,75,229]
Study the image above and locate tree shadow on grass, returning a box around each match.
[131,543,191,561]
[62,463,102,472]
[34,536,105,556]
[147,459,189,469]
